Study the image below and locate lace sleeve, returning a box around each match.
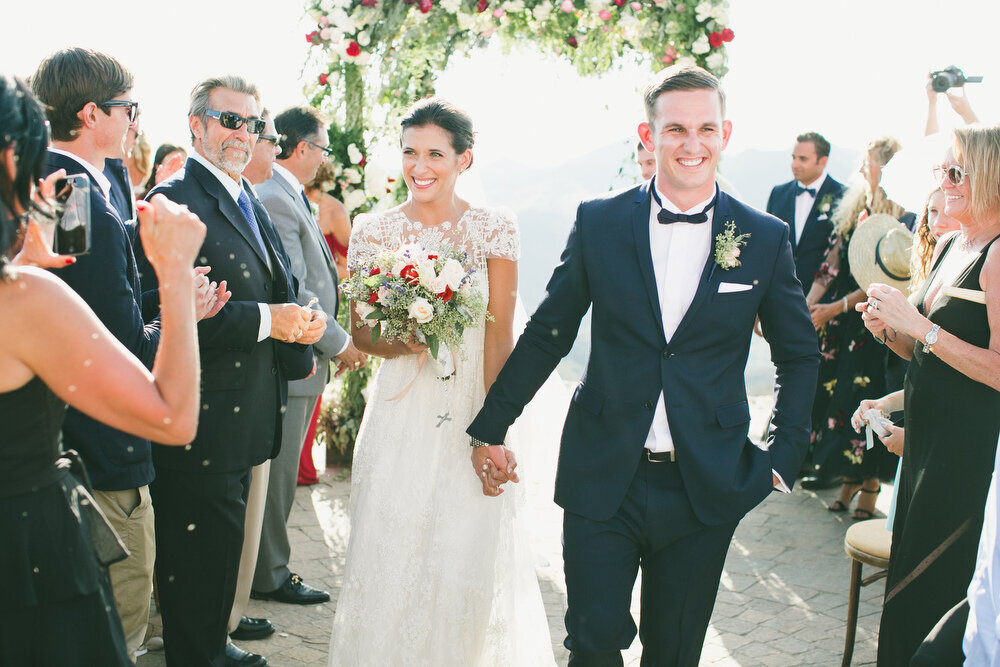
[483,207,520,261]
[347,212,381,270]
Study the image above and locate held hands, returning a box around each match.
[138,194,206,275]
[335,340,368,376]
[471,445,519,497]
[808,301,841,331]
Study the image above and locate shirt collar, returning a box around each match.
[48,147,112,201]
[653,180,717,215]
[189,150,245,203]
[797,171,827,191]
[271,162,303,195]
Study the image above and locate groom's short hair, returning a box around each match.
[643,64,726,128]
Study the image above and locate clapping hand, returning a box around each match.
[193,266,231,320]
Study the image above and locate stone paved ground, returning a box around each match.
[139,395,891,666]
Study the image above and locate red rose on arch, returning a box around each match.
[306,31,319,44]
[614,0,625,5]
[318,73,328,85]
[721,28,735,42]
[709,31,723,48]
[438,286,454,303]
[361,0,378,5]
[346,41,362,57]
[477,0,489,11]
[419,0,433,12]
[567,36,578,48]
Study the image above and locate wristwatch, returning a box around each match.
[924,324,941,354]
[469,436,495,448]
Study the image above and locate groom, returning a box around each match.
[467,64,819,665]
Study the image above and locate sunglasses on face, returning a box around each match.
[260,134,283,150]
[305,140,334,156]
[99,100,139,123]
[204,109,266,134]
[934,164,973,187]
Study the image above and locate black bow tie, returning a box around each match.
[652,187,717,225]
[795,185,817,198]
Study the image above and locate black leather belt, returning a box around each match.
[645,450,676,463]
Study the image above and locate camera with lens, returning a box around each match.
[930,65,983,93]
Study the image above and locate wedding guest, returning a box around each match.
[304,162,351,278]
[30,48,226,663]
[140,143,187,199]
[925,73,980,137]
[468,64,819,665]
[912,187,962,286]
[251,105,363,607]
[804,136,907,496]
[860,124,1000,665]
[0,73,203,667]
[222,109,283,652]
[124,125,152,190]
[635,140,656,180]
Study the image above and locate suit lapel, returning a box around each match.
[669,190,731,343]
[782,184,798,251]
[273,175,336,268]
[800,176,835,243]
[631,182,666,341]
[189,160,270,269]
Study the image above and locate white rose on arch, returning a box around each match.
[692,34,711,55]
[343,167,363,184]
[706,52,725,71]
[347,143,364,164]
[407,298,434,324]
[342,188,368,212]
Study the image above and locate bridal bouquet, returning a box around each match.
[341,243,488,368]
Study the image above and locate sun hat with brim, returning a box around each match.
[849,213,914,292]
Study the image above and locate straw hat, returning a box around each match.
[848,214,914,292]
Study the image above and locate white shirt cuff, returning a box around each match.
[257,303,270,342]
[336,337,350,356]
[772,469,791,493]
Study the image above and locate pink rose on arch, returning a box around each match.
[362,0,378,5]
[561,0,574,12]
[599,9,611,20]
[493,7,505,17]
[631,1,641,8]
[319,16,329,27]
[419,0,432,13]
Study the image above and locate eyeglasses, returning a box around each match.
[99,100,139,123]
[260,133,284,150]
[204,109,266,134]
[305,140,334,156]
[933,164,974,187]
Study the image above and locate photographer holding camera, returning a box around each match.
[925,66,981,137]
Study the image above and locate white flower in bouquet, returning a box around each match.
[439,258,466,291]
[355,302,378,326]
[408,298,434,324]
[416,259,438,289]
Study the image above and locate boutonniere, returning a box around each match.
[714,221,750,271]
[817,193,834,214]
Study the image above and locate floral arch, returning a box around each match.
[302,0,735,214]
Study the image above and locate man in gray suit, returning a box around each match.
[251,105,367,604]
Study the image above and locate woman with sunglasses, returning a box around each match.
[860,125,1000,665]
[0,75,205,666]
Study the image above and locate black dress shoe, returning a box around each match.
[800,474,842,490]
[230,616,275,641]
[250,573,330,605]
[225,642,268,666]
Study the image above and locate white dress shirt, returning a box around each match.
[189,151,272,342]
[643,183,789,492]
[793,172,827,246]
[48,147,112,202]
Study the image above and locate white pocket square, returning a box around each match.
[718,282,753,293]
[817,214,829,221]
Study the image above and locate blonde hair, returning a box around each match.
[832,136,905,239]
[953,125,1000,223]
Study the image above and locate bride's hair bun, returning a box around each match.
[400,97,475,170]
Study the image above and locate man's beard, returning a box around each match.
[207,138,252,180]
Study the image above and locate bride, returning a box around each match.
[328,98,555,666]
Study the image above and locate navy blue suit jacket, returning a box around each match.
[141,158,313,473]
[766,176,844,289]
[104,157,135,224]
[468,183,820,525]
[45,150,158,491]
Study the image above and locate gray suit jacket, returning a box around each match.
[257,173,349,397]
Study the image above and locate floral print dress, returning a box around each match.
[809,227,897,480]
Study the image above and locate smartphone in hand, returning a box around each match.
[53,174,91,255]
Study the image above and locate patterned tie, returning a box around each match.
[236,189,268,256]
[795,185,817,198]
[300,190,313,217]
[652,186,717,225]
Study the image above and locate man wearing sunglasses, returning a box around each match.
[140,75,323,667]
[251,105,365,609]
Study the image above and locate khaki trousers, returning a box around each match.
[228,460,270,633]
[93,486,156,663]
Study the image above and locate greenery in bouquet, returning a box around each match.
[340,242,489,359]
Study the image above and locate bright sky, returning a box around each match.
[4,0,999,171]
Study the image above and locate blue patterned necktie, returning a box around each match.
[236,189,268,256]
[300,190,313,216]
[795,185,817,198]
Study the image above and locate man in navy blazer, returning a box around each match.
[143,75,319,667]
[766,132,845,289]
[468,65,820,665]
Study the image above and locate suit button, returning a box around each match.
[271,367,277,375]
[662,350,671,360]
[643,401,654,410]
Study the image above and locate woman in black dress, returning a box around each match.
[860,124,1000,666]
[0,75,205,666]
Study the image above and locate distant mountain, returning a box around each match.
[478,141,859,389]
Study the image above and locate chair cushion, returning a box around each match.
[844,518,892,566]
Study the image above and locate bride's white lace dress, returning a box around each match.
[328,206,555,666]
